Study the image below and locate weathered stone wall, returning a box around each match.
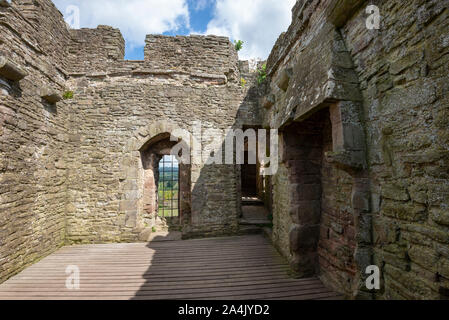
[1,0,448,300]
[237,60,265,127]
[63,68,247,242]
[0,0,71,283]
[262,0,449,299]
[318,109,357,296]
[11,0,72,72]
[144,35,239,76]
[62,32,254,242]
[67,26,125,74]
[342,0,449,299]
[263,0,369,298]
[0,0,255,282]
[1,0,261,285]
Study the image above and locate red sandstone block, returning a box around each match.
[292,183,322,201]
[290,200,321,225]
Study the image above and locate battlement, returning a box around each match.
[144,34,238,74]
[67,25,125,74]
[6,0,238,76]
[65,31,239,76]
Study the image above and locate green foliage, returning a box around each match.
[152,226,157,233]
[240,77,247,88]
[234,40,244,51]
[257,63,267,85]
[157,166,180,217]
[63,91,74,100]
[165,180,174,189]
[158,189,177,200]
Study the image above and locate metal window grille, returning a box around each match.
[158,155,179,218]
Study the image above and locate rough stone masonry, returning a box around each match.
[0,0,448,300]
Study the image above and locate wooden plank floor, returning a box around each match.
[0,235,342,300]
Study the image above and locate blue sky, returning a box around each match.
[53,0,295,61]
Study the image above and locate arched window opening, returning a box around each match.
[158,155,179,218]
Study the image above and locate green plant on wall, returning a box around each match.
[234,40,244,51]
[257,63,267,84]
[240,77,247,88]
[63,91,74,100]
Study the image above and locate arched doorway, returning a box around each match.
[140,133,191,230]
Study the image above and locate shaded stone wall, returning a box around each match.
[237,60,265,127]
[274,106,357,295]
[280,112,328,278]
[263,0,369,298]
[262,0,449,299]
[342,0,449,300]
[318,109,357,296]
[0,0,71,283]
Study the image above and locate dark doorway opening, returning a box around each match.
[240,127,271,227]
[281,107,356,291]
[241,150,258,198]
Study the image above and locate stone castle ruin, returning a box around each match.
[0,0,448,299]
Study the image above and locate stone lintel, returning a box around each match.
[190,72,227,83]
[327,0,366,27]
[0,56,27,81]
[70,69,228,84]
[41,88,62,104]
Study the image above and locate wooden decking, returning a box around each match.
[0,235,341,300]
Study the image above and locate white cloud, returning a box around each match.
[193,0,212,11]
[52,0,295,60]
[205,0,296,60]
[53,0,189,50]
